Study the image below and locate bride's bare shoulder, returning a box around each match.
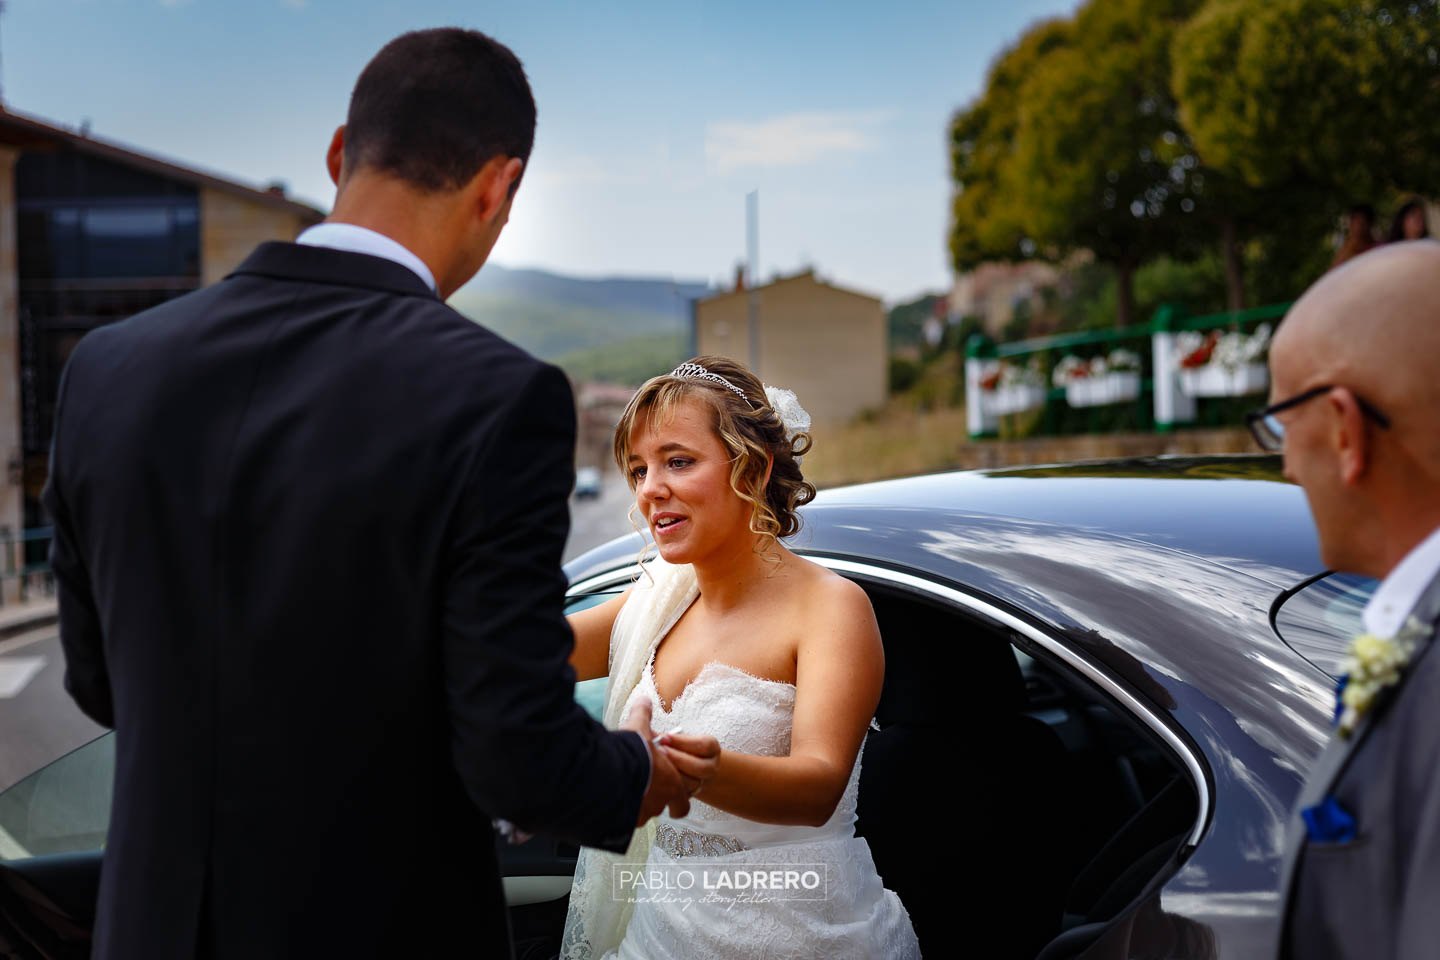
[786,554,876,625]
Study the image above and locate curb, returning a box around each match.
[0,608,59,642]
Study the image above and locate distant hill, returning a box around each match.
[555,331,689,385]
[461,263,712,316]
[448,264,714,383]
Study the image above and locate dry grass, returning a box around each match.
[802,404,971,489]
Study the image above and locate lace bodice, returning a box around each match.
[624,653,863,833]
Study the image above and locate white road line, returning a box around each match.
[0,656,46,698]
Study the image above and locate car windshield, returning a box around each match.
[1273,572,1379,679]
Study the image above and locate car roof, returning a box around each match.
[807,454,1319,587]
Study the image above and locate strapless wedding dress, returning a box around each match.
[598,651,922,959]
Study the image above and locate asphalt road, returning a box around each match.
[0,630,105,793]
[564,472,643,565]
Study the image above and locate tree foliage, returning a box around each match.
[1012,0,1209,323]
[949,0,1439,333]
[1174,0,1440,200]
[886,293,942,350]
[949,18,1071,270]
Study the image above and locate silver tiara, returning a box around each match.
[669,362,755,406]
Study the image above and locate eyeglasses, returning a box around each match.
[1246,385,1390,452]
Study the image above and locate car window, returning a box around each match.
[0,731,113,862]
[0,593,622,863]
[566,591,619,721]
[1273,572,1378,679]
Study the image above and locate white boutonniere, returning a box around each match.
[1335,615,1429,738]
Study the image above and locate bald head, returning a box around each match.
[1273,240,1440,468]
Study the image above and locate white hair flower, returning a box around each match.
[763,384,812,463]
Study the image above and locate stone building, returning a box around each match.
[693,270,885,425]
[0,107,323,548]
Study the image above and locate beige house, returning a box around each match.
[0,106,323,571]
[694,270,885,424]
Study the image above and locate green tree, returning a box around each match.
[1175,0,1440,208]
[1010,0,1208,326]
[886,293,942,351]
[949,18,1072,271]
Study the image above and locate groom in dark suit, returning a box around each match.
[1268,240,1440,959]
[42,28,709,960]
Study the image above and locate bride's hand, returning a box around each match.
[659,733,721,798]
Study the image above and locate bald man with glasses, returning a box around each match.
[1267,240,1440,960]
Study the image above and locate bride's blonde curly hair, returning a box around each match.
[613,355,816,558]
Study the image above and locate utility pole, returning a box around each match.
[746,190,759,372]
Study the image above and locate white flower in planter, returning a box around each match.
[999,359,1045,389]
[1107,348,1141,373]
[1052,355,1089,387]
[1212,323,1272,371]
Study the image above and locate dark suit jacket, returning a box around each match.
[1277,570,1440,959]
[40,242,649,960]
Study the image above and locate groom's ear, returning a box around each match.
[325,126,346,187]
[471,156,525,227]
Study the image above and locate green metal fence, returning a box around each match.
[963,302,1290,439]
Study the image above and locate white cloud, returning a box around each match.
[704,111,883,175]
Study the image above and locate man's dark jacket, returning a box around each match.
[40,242,649,959]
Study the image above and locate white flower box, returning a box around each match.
[983,384,1048,416]
[1179,363,1269,397]
[1065,372,1141,408]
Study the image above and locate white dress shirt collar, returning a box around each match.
[1362,524,1440,637]
[296,222,437,294]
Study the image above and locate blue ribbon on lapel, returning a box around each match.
[1332,673,1349,726]
[1302,795,1357,844]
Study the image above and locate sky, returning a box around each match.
[5,0,1078,303]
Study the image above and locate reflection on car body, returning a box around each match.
[0,455,1370,960]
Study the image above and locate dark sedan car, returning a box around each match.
[1,456,1363,959]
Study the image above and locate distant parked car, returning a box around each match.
[573,466,602,499]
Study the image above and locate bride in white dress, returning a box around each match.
[560,356,921,959]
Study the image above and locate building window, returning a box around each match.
[16,147,204,522]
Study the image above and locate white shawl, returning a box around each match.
[560,554,699,959]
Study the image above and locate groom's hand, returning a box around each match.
[621,701,698,824]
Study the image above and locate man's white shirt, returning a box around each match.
[1363,524,1440,637]
[296,222,437,294]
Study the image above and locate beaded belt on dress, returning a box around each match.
[655,822,750,858]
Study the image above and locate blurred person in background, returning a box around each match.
[1386,197,1431,243]
[1329,203,1377,269]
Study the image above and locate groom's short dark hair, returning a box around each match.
[344,28,536,193]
